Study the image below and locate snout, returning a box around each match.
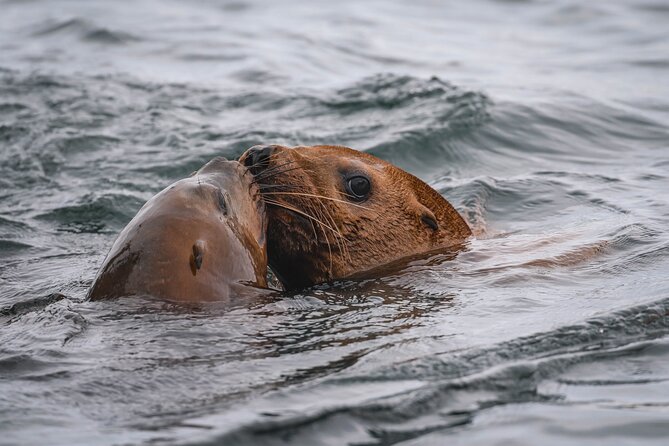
[240,145,278,176]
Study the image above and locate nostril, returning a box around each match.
[243,152,255,168]
[253,146,274,166]
[244,145,275,175]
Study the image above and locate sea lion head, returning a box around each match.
[88,157,267,301]
[239,145,471,290]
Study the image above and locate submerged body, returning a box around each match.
[239,144,471,290]
[88,158,267,302]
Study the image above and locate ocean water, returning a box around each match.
[1,0,669,445]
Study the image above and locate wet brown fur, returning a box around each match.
[240,145,471,290]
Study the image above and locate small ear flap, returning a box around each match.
[190,240,205,275]
[420,209,439,231]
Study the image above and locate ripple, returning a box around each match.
[0,239,33,252]
[326,75,472,110]
[605,240,669,275]
[0,124,30,143]
[0,292,66,317]
[0,354,54,376]
[0,215,33,234]
[1,297,88,355]
[48,134,121,156]
[0,102,31,115]
[364,297,669,382]
[35,193,144,233]
[31,18,140,44]
[184,298,669,445]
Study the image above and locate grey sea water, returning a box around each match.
[1,0,669,445]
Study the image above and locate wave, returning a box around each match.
[34,193,145,234]
[31,18,140,44]
[186,297,669,445]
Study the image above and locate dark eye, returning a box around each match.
[218,191,228,215]
[345,176,371,201]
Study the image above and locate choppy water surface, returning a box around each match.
[2,1,669,444]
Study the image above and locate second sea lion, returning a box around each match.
[88,158,267,302]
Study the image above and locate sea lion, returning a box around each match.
[88,157,267,302]
[239,144,471,290]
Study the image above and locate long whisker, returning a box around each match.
[251,166,318,184]
[261,192,370,210]
[306,200,333,275]
[336,190,365,201]
[264,194,355,279]
[303,199,319,242]
[252,166,302,183]
[262,188,364,263]
[255,183,303,191]
[264,197,342,275]
[251,160,297,180]
[263,199,341,236]
[318,198,351,263]
[265,200,335,275]
[315,199,346,268]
